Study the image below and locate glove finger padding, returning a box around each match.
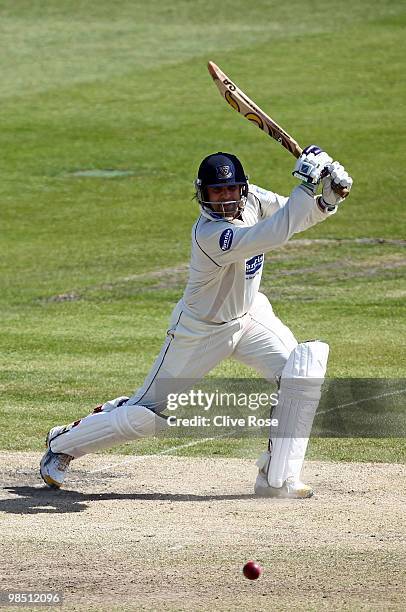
[292,144,333,185]
[322,161,353,206]
[328,161,353,188]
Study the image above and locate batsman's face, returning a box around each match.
[206,185,242,219]
[207,185,241,203]
[206,185,245,221]
[207,185,243,221]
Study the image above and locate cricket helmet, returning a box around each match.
[195,152,248,220]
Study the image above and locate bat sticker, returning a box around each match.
[225,90,240,112]
[245,112,263,129]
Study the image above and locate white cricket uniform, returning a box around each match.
[127,183,335,413]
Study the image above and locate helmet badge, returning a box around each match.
[216,165,233,180]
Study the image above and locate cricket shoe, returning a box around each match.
[254,472,314,499]
[40,426,73,489]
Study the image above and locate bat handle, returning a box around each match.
[320,167,350,199]
[332,184,350,198]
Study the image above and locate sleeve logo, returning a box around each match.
[219,228,234,251]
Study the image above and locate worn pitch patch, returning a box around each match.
[69,169,134,178]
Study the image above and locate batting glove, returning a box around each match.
[292,145,333,189]
[321,161,353,207]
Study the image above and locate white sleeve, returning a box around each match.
[249,184,288,219]
[198,185,336,265]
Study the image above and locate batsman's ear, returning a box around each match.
[194,178,202,196]
[194,178,204,204]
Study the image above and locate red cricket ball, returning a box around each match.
[243,560,262,580]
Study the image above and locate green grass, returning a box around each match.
[0,0,405,462]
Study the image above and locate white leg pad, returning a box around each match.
[50,404,168,458]
[260,340,329,488]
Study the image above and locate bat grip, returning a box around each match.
[332,184,350,198]
[320,167,350,198]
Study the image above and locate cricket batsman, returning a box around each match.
[40,146,352,498]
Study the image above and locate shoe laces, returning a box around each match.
[56,454,72,471]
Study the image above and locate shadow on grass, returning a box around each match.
[1,486,256,515]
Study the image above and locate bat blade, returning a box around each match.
[207,61,302,159]
[207,61,349,198]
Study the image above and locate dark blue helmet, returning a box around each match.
[195,152,248,220]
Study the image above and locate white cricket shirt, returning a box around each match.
[181,184,334,323]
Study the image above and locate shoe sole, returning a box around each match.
[255,484,314,499]
[40,470,62,489]
[39,455,63,488]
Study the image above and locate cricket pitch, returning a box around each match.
[1,453,404,611]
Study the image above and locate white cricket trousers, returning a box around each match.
[50,292,298,458]
[128,292,297,413]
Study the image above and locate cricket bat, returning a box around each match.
[207,61,349,197]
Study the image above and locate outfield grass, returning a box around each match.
[0,1,405,461]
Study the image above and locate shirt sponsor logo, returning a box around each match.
[219,228,234,251]
[246,253,264,277]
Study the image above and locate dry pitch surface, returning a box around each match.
[0,453,405,611]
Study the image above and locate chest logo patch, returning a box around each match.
[219,228,234,251]
[246,253,264,277]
